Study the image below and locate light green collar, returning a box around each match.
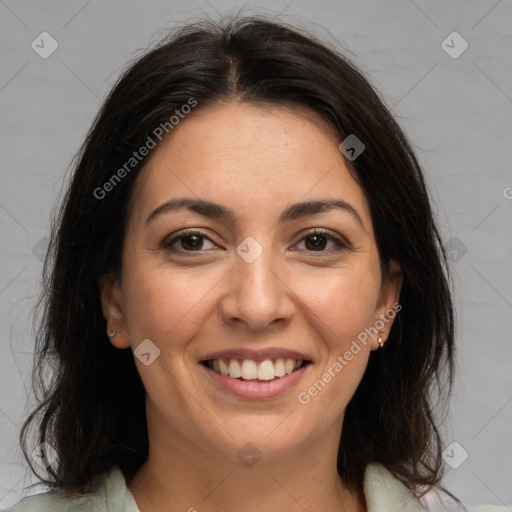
[116,462,426,512]
[363,462,426,511]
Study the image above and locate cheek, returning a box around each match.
[294,269,379,416]
[294,263,381,345]
[121,261,223,343]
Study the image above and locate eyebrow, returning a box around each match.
[145,197,365,230]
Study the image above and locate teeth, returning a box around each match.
[274,358,286,377]
[229,359,241,378]
[241,359,257,379]
[257,360,274,380]
[219,359,229,376]
[207,357,305,381]
[285,359,296,374]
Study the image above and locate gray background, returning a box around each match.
[1,0,511,508]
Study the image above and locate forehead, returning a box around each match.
[127,101,370,227]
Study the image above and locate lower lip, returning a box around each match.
[199,362,311,399]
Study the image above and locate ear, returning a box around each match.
[98,272,130,349]
[371,259,403,350]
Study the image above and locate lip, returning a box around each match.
[199,347,313,364]
[199,360,312,399]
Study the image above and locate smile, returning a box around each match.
[199,358,312,399]
[204,358,307,381]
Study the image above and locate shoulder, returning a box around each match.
[466,507,510,512]
[4,465,132,512]
[2,490,92,511]
[364,463,509,512]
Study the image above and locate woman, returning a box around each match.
[6,15,506,512]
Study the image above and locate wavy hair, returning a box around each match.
[20,14,456,501]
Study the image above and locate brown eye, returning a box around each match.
[295,229,348,253]
[163,230,217,253]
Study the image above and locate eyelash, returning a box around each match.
[162,228,349,255]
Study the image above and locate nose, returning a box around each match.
[219,242,294,331]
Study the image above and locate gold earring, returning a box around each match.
[377,331,385,348]
[108,330,117,338]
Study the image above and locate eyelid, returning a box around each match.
[162,227,350,254]
[292,228,350,252]
[162,228,217,251]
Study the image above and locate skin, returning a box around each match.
[100,101,402,512]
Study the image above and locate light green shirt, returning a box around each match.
[4,462,508,511]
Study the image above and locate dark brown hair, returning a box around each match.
[20,14,456,501]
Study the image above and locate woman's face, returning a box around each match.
[101,101,401,462]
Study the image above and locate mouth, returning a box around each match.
[198,348,314,399]
[200,358,312,382]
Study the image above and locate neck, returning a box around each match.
[125,410,366,512]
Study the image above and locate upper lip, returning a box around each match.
[199,348,313,364]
